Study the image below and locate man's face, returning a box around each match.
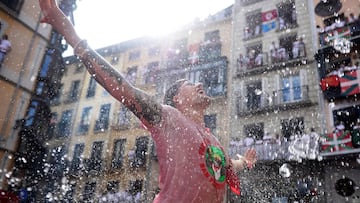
[174,80,211,109]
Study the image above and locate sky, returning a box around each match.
[71,0,234,50]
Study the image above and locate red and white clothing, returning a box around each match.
[144,105,239,203]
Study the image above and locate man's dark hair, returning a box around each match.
[163,79,186,107]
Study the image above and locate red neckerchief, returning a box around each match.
[226,162,241,195]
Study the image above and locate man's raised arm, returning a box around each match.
[38,0,162,126]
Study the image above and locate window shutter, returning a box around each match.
[274,74,280,105]
[300,69,308,99]
[261,77,268,106]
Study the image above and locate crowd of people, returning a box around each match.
[326,52,360,77]
[236,37,306,71]
[229,129,320,161]
[317,12,360,34]
[99,191,142,203]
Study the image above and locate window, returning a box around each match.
[64,182,76,201]
[245,11,262,39]
[204,30,220,43]
[49,145,67,174]
[75,63,84,73]
[277,0,297,30]
[244,123,264,140]
[148,46,160,57]
[189,64,227,97]
[111,139,126,169]
[24,101,38,127]
[82,181,96,201]
[333,105,360,130]
[188,43,200,64]
[281,74,301,102]
[48,112,58,139]
[281,117,304,138]
[174,38,187,50]
[94,104,111,132]
[166,38,188,67]
[39,49,55,78]
[133,136,149,168]
[204,114,217,135]
[199,43,221,62]
[126,66,138,85]
[70,143,84,172]
[51,84,63,105]
[78,107,92,134]
[88,141,103,171]
[142,62,159,84]
[204,68,225,96]
[129,180,143,196]
[86,77,97,98]
[107,181,119,193]
[67,80,80,102]
[111,55,119,65]
[0,0,24,14]
[115,106,131,129]
[129,51,140,61]
[246,82,262,110]
[58,110,73,137]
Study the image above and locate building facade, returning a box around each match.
[0,0,52,195]
[5,0,358,202]
[50,6,234,202]
[314,0,360,202]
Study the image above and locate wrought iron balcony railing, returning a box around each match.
[237,85,311,116]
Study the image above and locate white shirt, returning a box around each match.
[0,39,11,53]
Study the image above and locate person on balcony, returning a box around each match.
[269,41,278,63]
[292,37,306,59]
[38,1,257,202]
[255,53,263,66]
[0,34,11,67]
[347,13,358,24]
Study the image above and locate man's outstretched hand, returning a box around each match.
[232,148,257,171]
[242,148,257,169]
[38,0,80,47]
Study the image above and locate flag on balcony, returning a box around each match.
[261,9,277,33]
[320,75,340,91]
[339,70,360,96]
[321,130,353,153]
[188,43,200,64]
[324,26,351,46]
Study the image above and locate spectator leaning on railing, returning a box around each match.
[0,34,11,67]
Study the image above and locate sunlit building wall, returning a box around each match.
[56,6,234,202]
[313,0,360,202]
[0,0,51,190]
[228,0,326,202]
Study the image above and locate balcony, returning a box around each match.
[320,129,360,157]
[320,69,360,99]
[229,128,360,162]
[159,56,228,97]
[229,138,319,161]
[236,51,307,78]
[237,85,312,116]
[318,21,360,49]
